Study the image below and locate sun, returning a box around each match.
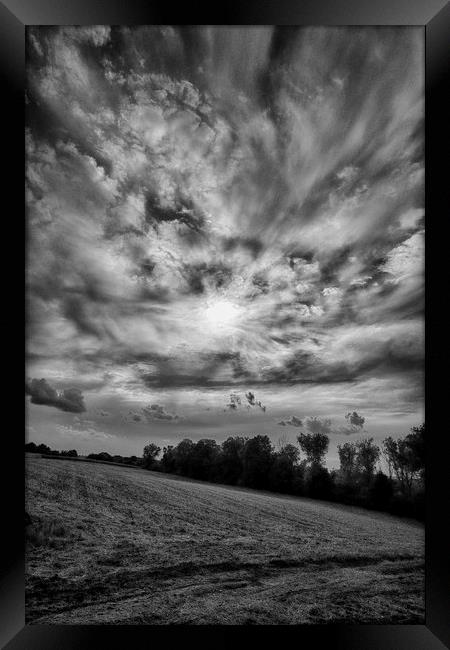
[204,298,241,332]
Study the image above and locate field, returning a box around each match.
[25,456,424,625]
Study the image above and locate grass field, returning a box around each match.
[25,456,424,625]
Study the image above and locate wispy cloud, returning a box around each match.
[25,27,424,441]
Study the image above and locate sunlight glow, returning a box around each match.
[204,298,241,332]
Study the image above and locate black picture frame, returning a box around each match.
[1,1,449,647]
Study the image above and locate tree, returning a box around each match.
[278,443,300,464]
[242,435,274,489]
[297,432,329,468]
[142,443,161,470]
[270,443,300,493]
[405,423,425,480]
[36,443,52,455]
[305,464,334,499]
[174,438,196,476]
[337,441,358,480]
[89,451,112,462]
[61,449,78,457]
[191,439,221,481]
[355,438,380,483]
[382,425,425,497]
[220,436,247,484]
[160,445,177,473]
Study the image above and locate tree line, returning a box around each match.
[25,442,79,458]
[25,423,425,520]
[142,424,425,520]
[25,442,142,466]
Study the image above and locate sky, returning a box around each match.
[25,26,424,467]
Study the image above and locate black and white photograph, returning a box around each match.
[25,25,425,625]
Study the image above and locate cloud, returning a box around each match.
[345,411,365,428]
[333,410,367,435]
[336,426,361,436]
[278,415,303,427]
[277,411,364,434]
[245,392,266,411]
[62,26,111,47]
[25,26,424,414]
[226,393,241,410]
[381,231,424,284]
[56,423,112,441]
[122,409,143,422]
[304,416,332,435]
[26,378,86,413]
[224,391,266,412]
[142,403,180,421]
[397,208,424,231]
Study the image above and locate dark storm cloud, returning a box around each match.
[26,378,86,413]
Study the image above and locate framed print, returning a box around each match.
[1,0,449,648]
